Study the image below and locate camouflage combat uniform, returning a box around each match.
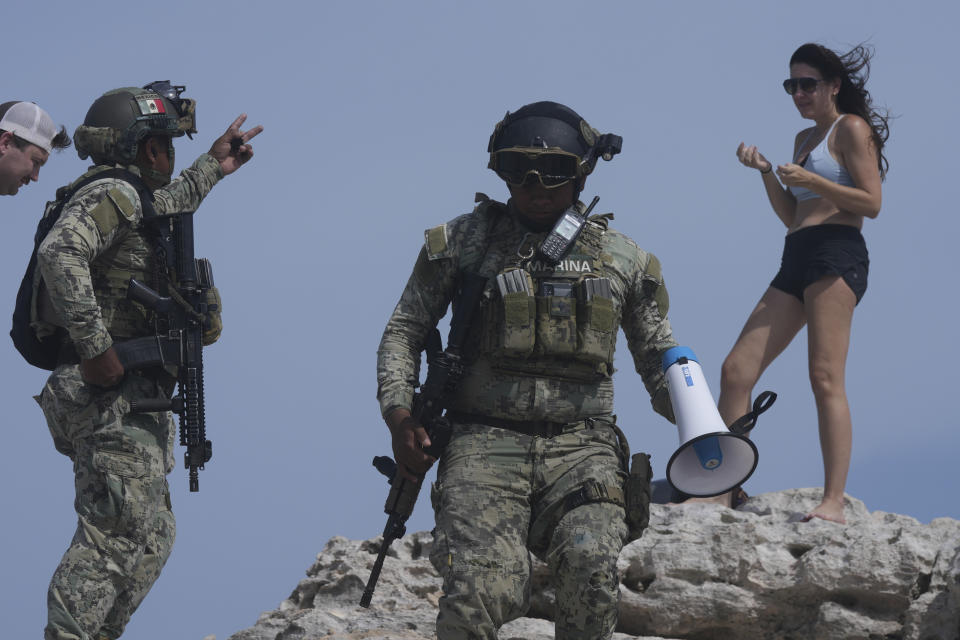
[377,196,677,640]
[35,154,223,640]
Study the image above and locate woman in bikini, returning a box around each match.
[722,43,889,523]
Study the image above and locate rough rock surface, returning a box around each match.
[229,488,960,640]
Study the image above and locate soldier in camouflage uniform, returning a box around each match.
[33,84,261,640]
[376,101,678,639]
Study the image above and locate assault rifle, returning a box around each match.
[360,271,488,608]
[113,210,215,492]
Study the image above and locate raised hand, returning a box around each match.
[736,142,773,173]
[208,114,264,176]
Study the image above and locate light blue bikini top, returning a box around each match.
[789,115,855,202]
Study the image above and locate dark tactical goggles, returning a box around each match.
[782,77,823,95]
[492,149,581,188]
[143,80,198,137]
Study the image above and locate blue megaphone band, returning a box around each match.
[661,345,698,372]
[692,436,723,470]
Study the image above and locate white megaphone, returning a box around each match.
[663,346,759,497]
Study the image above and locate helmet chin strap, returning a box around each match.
[141,166,172,187]
[574,175,586,202]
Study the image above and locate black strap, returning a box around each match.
[563,479,625,513]
[446,410,580,438]
[35,168,155,251]
[729,390,777,435]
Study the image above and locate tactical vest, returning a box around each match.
[449,197,622,383]
[11,167,158,369]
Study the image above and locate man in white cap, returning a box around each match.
[0,101,71,196]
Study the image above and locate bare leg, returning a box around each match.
[685,288,806,506]
[801,276,856,524]
[719,287,807,423]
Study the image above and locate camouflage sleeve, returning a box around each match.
[36,180,143,360]
[376,234,460,418]
[621,251,678,423]
[152,153,223,214]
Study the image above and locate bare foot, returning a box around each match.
[802,499,846,524]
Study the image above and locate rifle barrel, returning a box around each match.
[359,547,388,608]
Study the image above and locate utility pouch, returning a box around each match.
[623,452,653,542]
[535,280,577,355]
[196,258,222,346]
[201,286,222,345]
[492,267,535,357]
[576,276,616,364]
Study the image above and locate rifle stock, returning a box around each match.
[360,272,487,608]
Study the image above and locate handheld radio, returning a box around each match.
[539,196,599,265]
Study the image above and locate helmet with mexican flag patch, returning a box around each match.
[73,83,195,166]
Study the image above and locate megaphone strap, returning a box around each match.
[729,390,778,435]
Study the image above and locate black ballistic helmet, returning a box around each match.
[73,84,195,166]
[489,101,593,157]
[487,101,621,181]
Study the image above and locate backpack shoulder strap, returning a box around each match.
[32,168,154,250]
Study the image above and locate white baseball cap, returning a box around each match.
[0,102,58,153]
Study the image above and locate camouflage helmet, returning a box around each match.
[487,101,622,182]
[74,82,197,165]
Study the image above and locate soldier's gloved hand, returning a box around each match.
[386,408,436,481]
[80,346,125,388]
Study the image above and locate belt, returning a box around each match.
[446,411,601,438]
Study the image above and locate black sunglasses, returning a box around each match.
[782,77,823,95]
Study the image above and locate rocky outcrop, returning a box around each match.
[229,488,960,640]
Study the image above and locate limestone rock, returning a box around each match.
[229,488,960,640]
[614,488,960,639]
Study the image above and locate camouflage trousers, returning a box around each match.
[37,366,176,640]
[429,416,628,640]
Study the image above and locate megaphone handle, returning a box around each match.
[729,390,778,435]
[752,390,777,416]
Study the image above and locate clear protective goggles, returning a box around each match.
[491,148,582,189]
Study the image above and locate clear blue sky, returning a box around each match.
[3,2,957,639]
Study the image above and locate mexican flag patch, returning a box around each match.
[137,98,166,115]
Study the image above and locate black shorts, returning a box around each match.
[770,224,869,303]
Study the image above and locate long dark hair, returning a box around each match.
[790,43,890,178]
